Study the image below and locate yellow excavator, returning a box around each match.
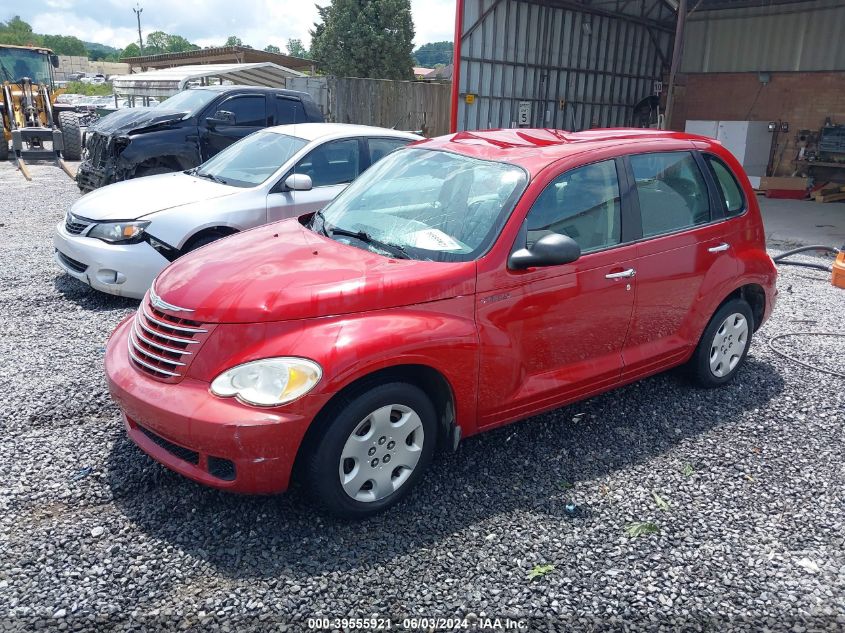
[0,44,83,180]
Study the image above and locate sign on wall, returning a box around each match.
[518,101,531,127]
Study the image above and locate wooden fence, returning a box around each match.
[287,76,451,138]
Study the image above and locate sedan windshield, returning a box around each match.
[155,89,218,114]
[316,148,527,262]
[192,131,307,188]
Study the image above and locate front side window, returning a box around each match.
[525,160,621,252]
[217,96,266,127]
[706,155,745,217]
[315,148,528,262]
[631,152,710,237]
[294,139,361,187]
[156,89,218,114]
[193,131,307,188]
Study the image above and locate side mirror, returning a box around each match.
[508,232,581,270]
[206,110,236,126]
[284,173,313,192]
[50,54,60,69]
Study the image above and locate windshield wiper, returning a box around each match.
[329,226,410,260]
[192,170,228,185]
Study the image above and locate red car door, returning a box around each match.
[621,150,739,382]
[476,158,638,429]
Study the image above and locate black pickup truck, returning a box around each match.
[76,85,324,192]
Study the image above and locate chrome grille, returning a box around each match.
[128,299,209,382]
[65,213,92,236]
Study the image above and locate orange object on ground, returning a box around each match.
[833,252,845,288]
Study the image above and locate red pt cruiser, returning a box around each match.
[105,129,777,517]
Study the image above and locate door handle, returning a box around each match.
[708,242,730,253]
[605,268,636,279]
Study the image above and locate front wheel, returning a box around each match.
[304,382,438,518]
[57,112,82,161]
[688,298,754,387]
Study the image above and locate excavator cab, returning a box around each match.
[0,44,82,180]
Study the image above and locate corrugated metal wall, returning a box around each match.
[456,0,674,131]
[683,0,845,72]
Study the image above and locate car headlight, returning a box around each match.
[210,357,322,407]
[87,221,150,244]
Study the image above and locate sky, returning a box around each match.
[11,0,457,51]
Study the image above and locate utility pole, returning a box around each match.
[133,3,144,54]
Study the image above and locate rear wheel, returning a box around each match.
[304,382,437,518]
[0,137,8,161]
[688,298,754,387]
[57,112,82,161]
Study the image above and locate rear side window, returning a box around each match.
[630,152,710,237]
[276,97,306,125]
[368,138,410,165]
[706,155,745,217]
[526,160,621,252]
[294,138,360,187]
[219,96,266,127]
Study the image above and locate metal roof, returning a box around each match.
[110,63,306,98]
[121,45,315,73]
[683,0,845,72]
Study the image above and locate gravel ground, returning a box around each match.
[1,161,844,632]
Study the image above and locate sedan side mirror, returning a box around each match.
[206,110,236,127]
[284,173,313,192]
[509,232,581,270]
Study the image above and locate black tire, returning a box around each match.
[0,137,8,161]
[57,112,82,161]
[304,382,438,518]
[688,298,754,388]
[136,164,175,178]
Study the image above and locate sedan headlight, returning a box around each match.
[210,357,322,407]
[87,221,150,244]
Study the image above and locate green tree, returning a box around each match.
[41,34,88,56]
[286,38,309,58]
[310,0,414,80]
[413,41,452,67]
[165,34,199,53]
[144,30,169,55]
[0,15,40,46]
[225,35,251,48]
[121,42,142,58]
[264,44,281,53]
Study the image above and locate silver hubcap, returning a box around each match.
[339,404,425,503]
[709,313,749,378]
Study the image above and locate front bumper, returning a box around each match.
[53,222,169,299]
[105,317,323,494]
[76,160,114,192]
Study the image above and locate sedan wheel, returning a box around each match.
[688,298,754,388]
[304,382,437,517]
[709,313,749,378]
[339,404,425,503]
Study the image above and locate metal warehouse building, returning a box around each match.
[451,0,677,132]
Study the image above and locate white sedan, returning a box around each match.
[54,123,421,299]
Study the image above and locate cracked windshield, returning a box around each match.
[316,148,527,261]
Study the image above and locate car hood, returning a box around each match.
[152,219,477,324]
[69,172,239,221]
[88,107,188,135]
